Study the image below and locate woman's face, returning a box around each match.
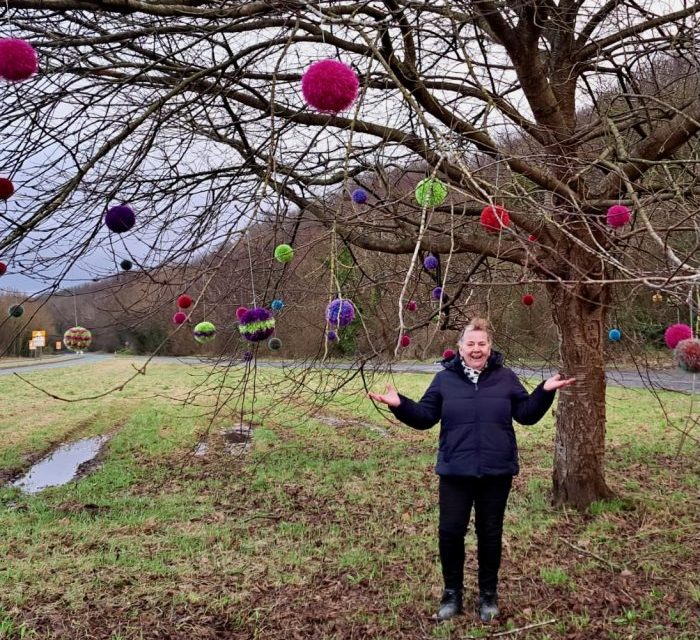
[459,329,491,370]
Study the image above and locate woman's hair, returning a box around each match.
[459,317,493,343]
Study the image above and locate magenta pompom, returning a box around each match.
[239,306,276,342]
[424,254,438,270]
[406,300,417,312]
[443,348,455,360]
[674,338,700,373]
[606,204,631,228]
[0,39,38,82]
[664,323,693,349]
[235,306,248,321]
[173,311,187,325]
[399,334,411,347]
[105,205,135,233]
[0,261,6,276]
[0,178,14,200]
[301,59,359,113]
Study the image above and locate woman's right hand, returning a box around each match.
[368,384,401,408]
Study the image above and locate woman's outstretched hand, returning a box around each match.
[368,384,401,408]
[543,373,577,392]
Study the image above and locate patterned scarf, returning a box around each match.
[461,358,485,384]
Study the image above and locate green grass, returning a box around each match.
[0,358,698,639]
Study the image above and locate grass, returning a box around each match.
[0,357,698,639]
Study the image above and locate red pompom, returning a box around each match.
[442,348,455,360]
[236,306,248,321]
[400,334,411,347]
[172,311,187,325]
[675,338,700,373]
[0,178,14,200]
[0,261,6,276]
[528,234,537,242]
[480,205,511,232]
[406,300,417,312]
[177,294,193,309]
[301,59,359,113]
[522,294,534,306]
[0,39,38,82]
[664,323,692,349]
[606,204,631,228]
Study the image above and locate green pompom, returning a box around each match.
[193,321,216,344]
[274,244,294,264]
[415,178,448,208]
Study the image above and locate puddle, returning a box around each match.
[11,436,110,494]
[316,415,390,438]
[194,424,252,457]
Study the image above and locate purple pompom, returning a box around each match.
[424,254,438,270]
[325,298,356,327]
[351,188,368,204]
[327,330,338,342]
[431,286,443,300]
[243,351,253,362]
[105,205,136,233]
[239,306,276,342]
[301,60,359,113]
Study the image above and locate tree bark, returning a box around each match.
[546,280,614,509]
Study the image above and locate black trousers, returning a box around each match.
[438,474,513,594]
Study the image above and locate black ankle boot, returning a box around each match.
[436,588,463,621]
[479,592,499,622]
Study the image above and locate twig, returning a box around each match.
[559,537,620,570]
[464,618,556,638]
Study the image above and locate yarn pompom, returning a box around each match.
[301,59,359,113]
[406,300,417,312]
[173,311,188,325]
[664,323,692,349]
[606,204,631,228]
[443,348,455,360]
[274,243,294,264]
[651,292,663,304]
[608,328,622,342]
[399,334,411,347]
[235,306,248,321]
[674,338,700,373]
[0,178,14,200]
[431,286,443,300]
[268,337,282,351]
[0,39,38,82]
[351,188,368,204]
[8,304,23,318]
[120,259,133,271]
[194,321,216,344]
[327,330,338,342]
[325,298,356,327]
[271,299,284,311]
[105,204,135,233]
[177,294,193,309]
[63,326,92,352]
[522,294,534,306]
[239,307,276,342]
[0,261,6,276]
[423,254,438,270]
[480,205,511,232]
[415,178,448,208]
[243,351,253,362]
[528,234,537,242]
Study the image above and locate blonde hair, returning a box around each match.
[459,317,493,344]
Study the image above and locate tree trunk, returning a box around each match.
[546,282,614,509]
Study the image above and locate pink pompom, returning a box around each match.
[522,294,534,306]
[173,311,187,325]
[0,39,38,82]
[674,338,700,373]
[406,300,417,312]
[442,348,455,360]
[606,205,631,228]
[664,323,692,349]
[236,306,248,321]
[480,205,511,233]
[528,234,537,242]
[399,334,411,347]
[301,60,359,113]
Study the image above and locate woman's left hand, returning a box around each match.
[543,373,577,392]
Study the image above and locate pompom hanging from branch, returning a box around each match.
[105,205,135,233]
[239,307,276,342]
[674,338,700,373]
[0,39,38,82]
[664,323,692,349]
[301,59,359,113]
[193,321,216,344]
[325,298,356,327]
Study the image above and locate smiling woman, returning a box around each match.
[368,317,575,622]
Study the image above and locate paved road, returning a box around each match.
[1,353,697,393]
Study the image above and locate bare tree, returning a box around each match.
[1,1,700,508]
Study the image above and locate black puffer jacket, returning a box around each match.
[390,351,555,476]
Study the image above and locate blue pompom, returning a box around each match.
[608,328,622,342]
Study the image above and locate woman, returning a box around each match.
[369,318,575,622]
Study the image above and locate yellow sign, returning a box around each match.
[32,330,46,338]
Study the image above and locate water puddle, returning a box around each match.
[194,424,252,457]
[11,436,110,494]
[316,415,390,438]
